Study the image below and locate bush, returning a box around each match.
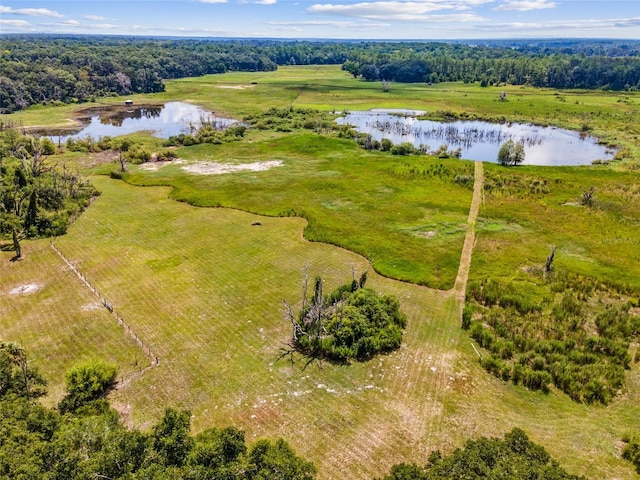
[286,274,407,362]
[58,359,118,413]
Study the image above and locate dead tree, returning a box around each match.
[544,246,556,274]
[581,186,595,207]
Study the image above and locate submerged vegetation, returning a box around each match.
[2,48,640,478]
[2,36,640,114]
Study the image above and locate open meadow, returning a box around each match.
[2,65,640,478]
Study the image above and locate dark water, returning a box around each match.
[336,111,615,166]
[43,102,236,140]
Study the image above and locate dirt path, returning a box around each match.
[451,161,484,306]
[50,241,159,389]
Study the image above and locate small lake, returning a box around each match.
[43,102,236,140]
[336,111,615,166]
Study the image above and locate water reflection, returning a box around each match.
[336,111,614,166]
[43,102,235,140]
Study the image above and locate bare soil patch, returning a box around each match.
[216,85,256,90]
[139,160,184,171]
[8,283,40,295]
[182,160,283,175]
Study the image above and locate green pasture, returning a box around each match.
[9,65,639,161]
[2,65,640,478]
[470,163,640,297]
[120,133,472,289]
[2,177,637,478]
[0,239,143,403]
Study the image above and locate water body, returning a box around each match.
[336,111,615,166]
[43,102,236,141]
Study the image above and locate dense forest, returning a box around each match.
[1,35,640,113]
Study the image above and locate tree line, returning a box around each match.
[341,43,640,90]
[1,35,640,113]
[0,126,98,258]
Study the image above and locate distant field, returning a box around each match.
[471,163,640,293]
[11,65,639,161]
[2,65,639,479]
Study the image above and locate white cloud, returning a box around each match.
[269,20,389,27]
[41,19,80,27]
[84,15,109,21]
[476,17,640,31]
[254,0,278,4]
[197,0,228,3]
[495,0,555,11]
[93,24,118,29]
[307,2,485,21]
[0,19,30,26]
[0,6,64,18]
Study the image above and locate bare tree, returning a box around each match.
[544,246,556,274]
[581,186,595,207]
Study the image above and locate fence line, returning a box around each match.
[50,241,159,389]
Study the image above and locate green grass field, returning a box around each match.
[2,65,640,478]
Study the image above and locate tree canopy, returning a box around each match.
[284,273,407,362]
[1,36,639,113]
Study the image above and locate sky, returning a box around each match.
[0,0,639,40]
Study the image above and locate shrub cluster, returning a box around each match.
[623,432,640,473]
[286,273,407,362]
[465,275,640,404]
[244,107,335,133]
[164,124,247,147]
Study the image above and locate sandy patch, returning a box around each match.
[182,160,283,175]
[217,85,255,90]
[82,302,103,311]
[139,160,184,171]
[9,284,40,295]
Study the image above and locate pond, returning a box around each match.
[43,102,236,141]
[336,111,615,166]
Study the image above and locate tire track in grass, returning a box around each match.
[50,241,159,389]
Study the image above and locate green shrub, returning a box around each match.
[58,359,118,413]
[285,274,407,362]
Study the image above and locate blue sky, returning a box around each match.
[1,0,639,39]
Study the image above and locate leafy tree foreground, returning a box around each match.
[1,343,587,479]
[378,428,585,480]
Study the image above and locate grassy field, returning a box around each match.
[2,176,635,478]
[470,163,640,293]
[2,65,640,478]
[10,65,639,161]
[120,133,473,289]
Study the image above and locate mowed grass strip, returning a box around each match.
[51,177,639,479]
[0,240,144,404]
